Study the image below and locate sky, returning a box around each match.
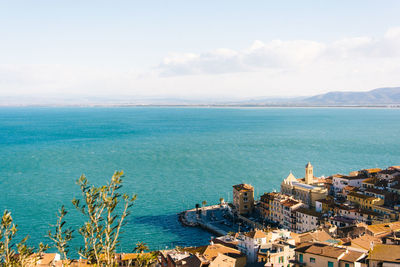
[1,0,400,101]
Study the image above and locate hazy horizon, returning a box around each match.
[1,1,400,101]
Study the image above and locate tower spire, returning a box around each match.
[305,162,313,184]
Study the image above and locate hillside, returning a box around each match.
[302,87,400,105]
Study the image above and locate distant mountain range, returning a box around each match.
[301,87,400,106]
[1,87,400,106]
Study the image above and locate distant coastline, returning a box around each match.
[1,86,400,108]
[1,104,400,108]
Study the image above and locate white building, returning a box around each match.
[269,193,305,231]
[332,174,366,195]
[237,228,297,264]
[237,230,268,263]
[295,207,322,233]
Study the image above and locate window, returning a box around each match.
[328,261,334,267]
[310,257,315,263]
[299,254,303,263]
[345,263,349,267]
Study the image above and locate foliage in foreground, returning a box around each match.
[0,171,158,267]
[0,210,48,266]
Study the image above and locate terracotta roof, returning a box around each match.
[367,221,400,236]
[298,230,334,243]
[369,244,400,263]
[175,254,205,267]
[37,253,57,265]
[282,199,301,208]
[209,254,237,267]
[233,184,253,191]
[346,235,381,250]
[244,230,267,239]
[295,243,345,259]
[201,244,242,261]
[260,192,279,202]
[340,250,365,262]
[343,186,357,192]
[363,168,382,173]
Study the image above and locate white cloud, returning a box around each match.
[1,27,400,100]
[158,39,326,75]
[159,27,400,76]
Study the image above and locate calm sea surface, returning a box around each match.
[1,107,400,252]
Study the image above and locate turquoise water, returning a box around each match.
[1,107,400,253]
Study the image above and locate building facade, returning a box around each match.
[281,163,328,207]
[233,184,254,215]
[296,207,322,233]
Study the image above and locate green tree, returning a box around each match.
[136,252,158,267]
[48,205,74,265]
[134,242,157,267]
[0,210,48,266]
[0,210,18,265]
[72,170,136,266]
[134,241,148,254]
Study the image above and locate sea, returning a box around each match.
[0,107,400,253]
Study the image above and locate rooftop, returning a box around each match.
[282,199,302,208]
[209,254,236,267]
[364,188,386,195]
[244,230,268,239]
[296,230,334,243]
[296,207,322,218]
[330,216,355,224]
[345,234,381,251]
[233,184,253,191]
[182,244,242,262]
[379,169,400,175]
[292,181,318,190]
[340,250,365,262]
[363,168,382,173]
[333,173,368,180]
[369,244,400,263]
[295,243,345,259]
[367,221,400,236]
[37,253,57,265]
[347,192,375,200]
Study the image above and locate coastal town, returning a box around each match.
[174,163,400,267]
[26,163,400,266]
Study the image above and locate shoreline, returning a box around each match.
[1,104,400,109]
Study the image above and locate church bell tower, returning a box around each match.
[305,162,313,184]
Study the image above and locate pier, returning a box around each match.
[179,204,260,236]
